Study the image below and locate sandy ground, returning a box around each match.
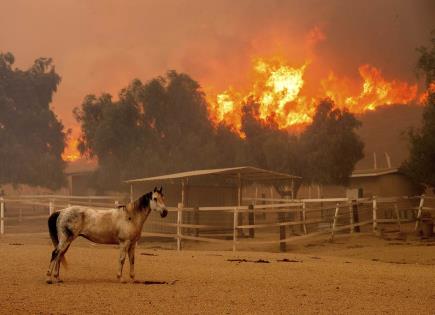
[1,231,435,314]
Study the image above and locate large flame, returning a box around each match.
[62,137,81,162]
[207,58,421,136]
[64,57,425,161]
[208,58,314,135]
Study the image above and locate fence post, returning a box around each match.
[349,200,354,233]
[49,200,54,216]
[372,196,378,233]
[233,207,238,252]
[193,206,199,237]
[394,203,401,232]
[330,203,340,241]
[177,203,182,251]
[279,211,286,252]
[248,204,255,238]
[415,195,425,232]
[0,197,4,235]
[302,202,307,235]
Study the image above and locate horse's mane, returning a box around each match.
[127,191,152,212]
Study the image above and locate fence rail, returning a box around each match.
[0,194,430,252]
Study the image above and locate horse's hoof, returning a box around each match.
[46,279,53,284]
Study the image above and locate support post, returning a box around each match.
[130,184,133,202]
[49,200,54,216]
[177,202,182,251]
[193,206,199,237]
[233,207,238,252]
[302,202,307,234]
[237,173,243,238]
[415,195,425,232]
[394,203,401,232]
[330,203,340,241]
[248,204,255,238]
[352,199,360,232]
[0,197,4,235]
[349,200,354,233]
[372,196,378,233]
[254,185,258,205]
[279,211,286,252]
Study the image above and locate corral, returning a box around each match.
[1,171,435,313]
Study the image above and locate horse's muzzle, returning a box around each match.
[160,209,168,218]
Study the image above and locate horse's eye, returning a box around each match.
[153,198,157,201]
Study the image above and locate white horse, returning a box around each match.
[46,187,168,284]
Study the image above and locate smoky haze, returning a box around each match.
[1,0,434,133]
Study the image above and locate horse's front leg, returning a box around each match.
[128,243,136,281]
[117,240,130,282]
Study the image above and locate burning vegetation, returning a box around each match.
[207,57,422,137]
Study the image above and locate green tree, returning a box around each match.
[299,99,364,185]
[74,71,244,191]
[0,52,66,189]
[402,31,435,190]
[241,100,301,175]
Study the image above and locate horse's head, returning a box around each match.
[148,186,168,218]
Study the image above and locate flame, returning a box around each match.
[207,58,421,136]
[419,82,435,103]
[322,65,418,112]
[62,137,80,162]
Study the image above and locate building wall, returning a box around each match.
[131,182,238,208]
[348,173,420,197]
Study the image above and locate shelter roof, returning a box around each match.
[125,166,300,184]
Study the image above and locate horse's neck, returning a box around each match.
[128,205,151,229]
[138,207,151,225]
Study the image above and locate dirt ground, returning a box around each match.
[1,231,435,314]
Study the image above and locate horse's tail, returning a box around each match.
[48,211,60,247]
[47,211,68,269]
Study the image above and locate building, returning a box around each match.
[124,166,301,236]
[348,168,421,197]
[297,168,421,199]
[125,166,301,207]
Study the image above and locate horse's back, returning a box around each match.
[64,206,121,244]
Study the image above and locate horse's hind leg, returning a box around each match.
[117,240,131,282]
[54,242,71,281]
[128,243,136,281]
[52,239,73,282]
[46,248,59,283]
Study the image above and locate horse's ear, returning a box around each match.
[154,186,157,192]
[159,186,163,193]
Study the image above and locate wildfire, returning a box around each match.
[62,137,81,162]
[207,58,421,136]
[419,82,435,103]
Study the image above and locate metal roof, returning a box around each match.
[125,166,300,184]
[350,168,399,178]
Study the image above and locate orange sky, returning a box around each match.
[1,0,434,138]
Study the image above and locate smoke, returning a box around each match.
[1,0,434,132]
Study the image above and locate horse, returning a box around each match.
[45,186,168,284]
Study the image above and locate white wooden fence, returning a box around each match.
[1,194,433,252]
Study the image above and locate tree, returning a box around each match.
[74,71,244,191]
[299,99,364,186]
[0,53,66,189]
[241,100,301,175]
[402,31,435,190]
